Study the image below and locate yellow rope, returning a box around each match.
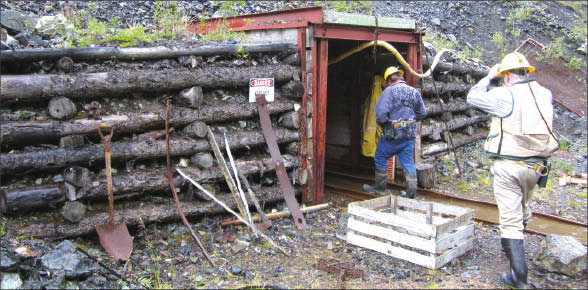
[328,40,453,78]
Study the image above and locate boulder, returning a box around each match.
[41,240,99,279]
[1,272,23,289]
[35,14,74,37]
[533,234,587,278]
[0,10,37,33]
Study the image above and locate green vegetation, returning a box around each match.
[322,1,372,14]
[0,218,5,237]
[552,158,574,176]
[570,187,588,199]
[59,1,187,48]
[138,217,169,289]
[558,136,572,152]
[200,1,248,42]
[491,32,511,58]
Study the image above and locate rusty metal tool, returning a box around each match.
[165,100,215,267]
[255,92,308,230]
[316,258,364,289]
[95,123,133,262]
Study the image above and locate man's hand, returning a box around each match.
[488,64,500,80]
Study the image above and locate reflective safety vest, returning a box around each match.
[484,79,558,158]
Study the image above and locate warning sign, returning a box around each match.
[249,78,274,102]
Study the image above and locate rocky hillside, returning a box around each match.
[1,1,586,68]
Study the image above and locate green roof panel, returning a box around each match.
[323,10,415,30]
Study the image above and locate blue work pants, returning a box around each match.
[374,137,416,175]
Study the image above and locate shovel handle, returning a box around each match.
[98,124,115,225]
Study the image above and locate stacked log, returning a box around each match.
[0,42,305,238]
[419,52,490,156]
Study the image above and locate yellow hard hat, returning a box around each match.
[497,52,535,76]
[384,66,404,81]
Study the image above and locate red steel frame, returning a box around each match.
[188,7,420,205]
[312,25,420,204]
[187,6,322,34]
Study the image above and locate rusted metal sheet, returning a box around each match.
[188,6,323,34]
[313,25,417,43]
[316,258,363,289]
[255,93,308,230]
[312,38,329,205]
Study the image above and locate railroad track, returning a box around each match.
[325,169,587,245]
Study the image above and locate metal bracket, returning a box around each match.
[255,92,308,230]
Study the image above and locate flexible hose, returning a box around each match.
[328,40,453,78]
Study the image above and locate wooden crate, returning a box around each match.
[346,195,475,269]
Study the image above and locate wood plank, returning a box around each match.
[347,231,435,269]
[348,202,436,237]
[434,236,474,269]
[396,197,470,216]
[436,210,476,238]
[426,203,433,225]
[322,11,415,30]
[348,217,435,253]
[394,208,453,225]
[435,224,475,254]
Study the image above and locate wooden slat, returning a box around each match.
[426,203,433,224]
[348,202,436,237]
[348,216,435,253]
[436,210,475,237]
[435,224,474,254]
[347,231,435,269]
[394,208,453,225]
[396,196,470,216]
[434,236,474,269]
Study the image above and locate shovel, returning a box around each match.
[95,123,133,261]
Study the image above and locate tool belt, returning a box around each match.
[393,119,416,128]
[382,119,415,139]
[508,159,549,176]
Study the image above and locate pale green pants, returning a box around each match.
[491,159,541,240]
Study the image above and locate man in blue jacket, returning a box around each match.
[363,66,427,198]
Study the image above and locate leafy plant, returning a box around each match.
[552,158,574,176]
[491,32,511,57]
[201,1,247,42]
[323,1,372,13]
[138,217,164,289]
[0,218,5,237]
[567,56,585,70]
[154,0,188,38]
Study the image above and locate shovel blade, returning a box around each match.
[96,223,133,261]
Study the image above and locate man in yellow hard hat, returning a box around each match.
[467,52,558,289]
[363,66,427,198]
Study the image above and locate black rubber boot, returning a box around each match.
[400,174,417,199]
[500,238,529,289]
[363,168,388,195]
